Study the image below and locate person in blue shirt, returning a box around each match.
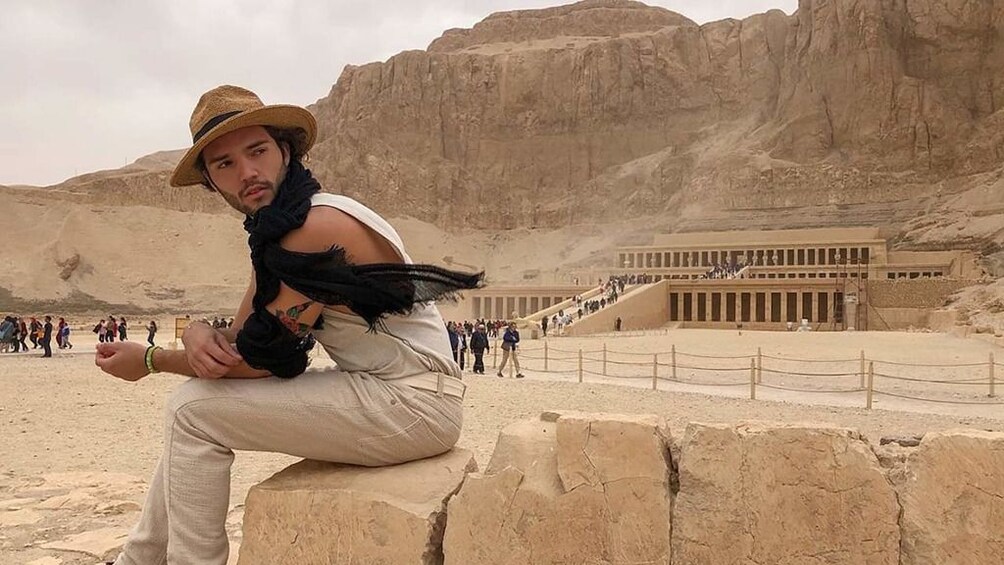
[497,321,525,379]
[447,322,460,363]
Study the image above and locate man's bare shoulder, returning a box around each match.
[280,205,401,264]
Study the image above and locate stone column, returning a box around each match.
[845,292,859,331]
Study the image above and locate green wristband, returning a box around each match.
[145,345,162,374]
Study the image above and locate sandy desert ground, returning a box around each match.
[1,329,1003,564]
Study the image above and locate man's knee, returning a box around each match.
[164,378,227,429]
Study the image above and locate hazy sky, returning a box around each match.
[0,0,796,187]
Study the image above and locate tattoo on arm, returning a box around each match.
[276,300,315,336]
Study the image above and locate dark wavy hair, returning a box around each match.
[196,125,310,192]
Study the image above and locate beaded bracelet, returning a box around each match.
[145,345,163,374]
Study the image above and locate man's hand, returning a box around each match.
[95,342,149,382]
[181,322,242,379]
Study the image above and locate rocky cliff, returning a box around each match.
[7,0,1004,312]
[306,0,1004,258]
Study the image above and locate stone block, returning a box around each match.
[444,412,673,565]
[672,423,900,565]
[900,430,1004,565]
[237,449,477,565]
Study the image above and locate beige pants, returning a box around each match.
[113,369,462,565]
[498,347,520,374]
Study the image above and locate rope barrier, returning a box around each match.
[597,357,653,366]
[675,351,754,360]
[872,372,991,385]
[592,349,657,357]
[760,367,860,378]
[872,359,988,368]
[656,376,749,387]
[530,370,580,376]
[527,344,993,368]
[508,341,1003,407]
[663,363,751,372]
[873,389,1004,406]
[761,354,859,363]
[522,353,578,361]
[582,369,650,380]
[543,346,604,354]
[758,383,863,394]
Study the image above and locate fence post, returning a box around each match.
[603,343,608,376]
[544,341,549,372]
[652,354,658,391]
[578,348,583,384]
[859,350,866,390]
[749,359,756,400]
[492,339,498,368]
[866,361,874,410]
[990,352,996,398]
[671,344,677,381]
[756,347,763,384]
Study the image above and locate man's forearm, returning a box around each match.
[151,348,271,379]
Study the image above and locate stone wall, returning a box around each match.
[867,279,970,309]
[868,307,930,330]
[239,413,1004,564]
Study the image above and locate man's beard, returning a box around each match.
[220,162,288,215]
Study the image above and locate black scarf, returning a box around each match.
[236,161,483,377]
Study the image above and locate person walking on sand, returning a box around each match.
[455,324,467,371]
[93,85,482,565]
[497,321,524,378]
[17,317,28,352]
[146,320,158,346]
[55,317,65,349]
[10,317,22,353]
[0,316,13,353]
[60,322,72,349]
[470,323,489,374]
[29,317,40,349]
[447,321,460,364]
[40,315,53,358]
[118,317,128,341]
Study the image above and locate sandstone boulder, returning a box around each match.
[237,449,477,565]
[671,423,900,565]
[443,413,672,564]
[899,430,1004,565]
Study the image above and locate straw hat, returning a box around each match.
[170,85,317,187]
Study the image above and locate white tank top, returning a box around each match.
[307,193,464,395]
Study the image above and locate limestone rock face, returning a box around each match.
[237,449,477,565]
[443,413,673,565]
[899,430,1004,565]
[671,423,900,565]
[305,0,1004,245]
[428,0,694,53]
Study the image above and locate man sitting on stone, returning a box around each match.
[93,85,481,565]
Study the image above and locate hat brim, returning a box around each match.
[169,105,317,187]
